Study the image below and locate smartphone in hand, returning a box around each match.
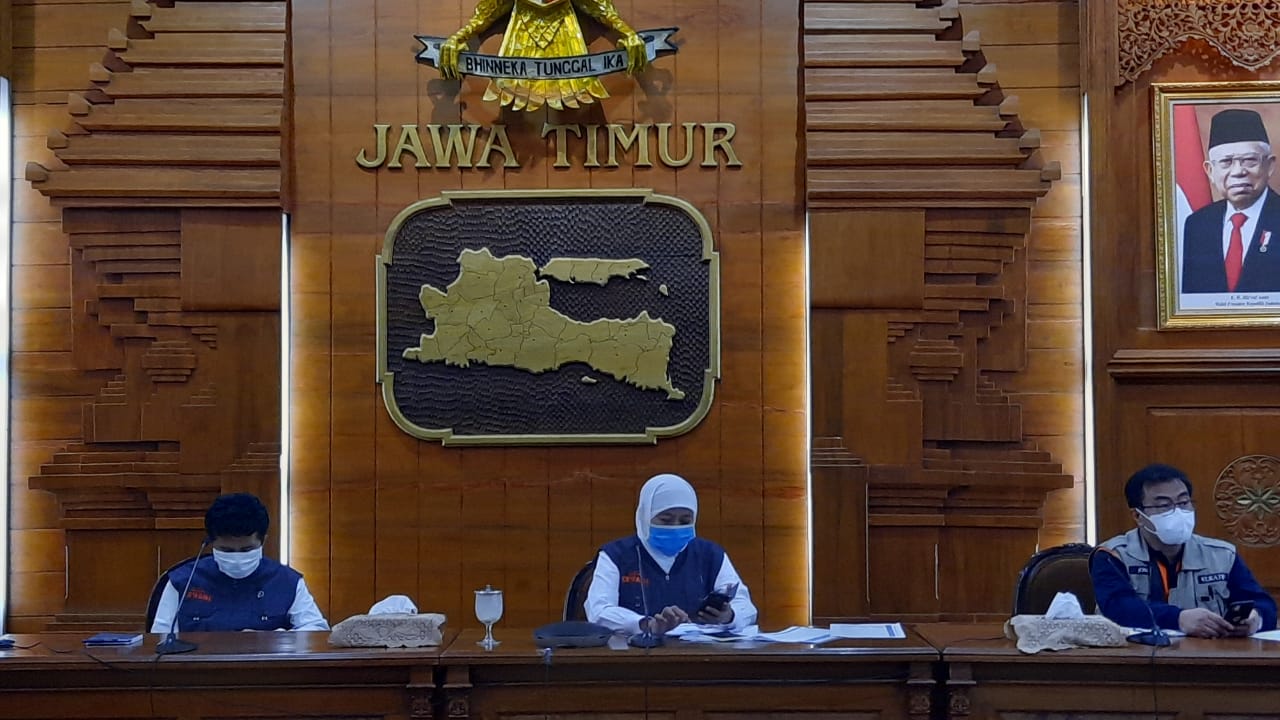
[697,591,731,615]
[1225,600,1255,625]
[696,582,739,616]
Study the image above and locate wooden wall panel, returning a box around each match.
[804,0,1080,622]
[6,0,1089,631]
[10,0,286,631]
[8,0,129,633]
[289,0,808,629]
[964,0,1085,549]
[1086,0,1280,599]
[1,0,12,79]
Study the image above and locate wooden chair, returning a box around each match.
[1012,543,1096,615]
[145,555,203,632]
[562,558,598,622]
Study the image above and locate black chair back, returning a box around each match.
[146,554,203,632]
[1012,543,1096,615]
[562,558,598,622]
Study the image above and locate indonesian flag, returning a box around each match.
[1174,105,1214,249]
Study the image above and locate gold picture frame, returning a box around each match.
[1155,82,1280,329]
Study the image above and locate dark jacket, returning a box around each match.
[1182,189,1280,293]
[167,556,301,631]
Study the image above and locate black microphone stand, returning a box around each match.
[628,546,664,648]
[156,539,209,655]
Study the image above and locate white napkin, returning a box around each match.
[368,594,418,615]
[1044,591,1085,619]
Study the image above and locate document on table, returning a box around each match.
[828,623,907,640]
[666,624,760,642]
[665,623,752,638]
[1251,629,1280,642]
[665,624,837,644]
[752,626,836,644]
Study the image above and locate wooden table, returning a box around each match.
[439,627,941,720]
[28,622,1280,720]
[0,631,449,720]
[917,622,1280,720]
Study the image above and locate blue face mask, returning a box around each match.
[648,525,695,556]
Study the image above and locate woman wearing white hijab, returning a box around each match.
[584,473,758,635]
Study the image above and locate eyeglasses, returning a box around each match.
[1213,155,1265,171]
[1141,499,1195,513]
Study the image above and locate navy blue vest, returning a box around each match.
[167,556,301,631]
[600,536,726,617]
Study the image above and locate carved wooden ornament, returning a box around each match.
[1214,455,1280,547]
[1120,0,1280,83]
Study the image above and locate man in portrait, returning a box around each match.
[1182,108,1280,294]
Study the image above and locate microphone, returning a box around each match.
[628,545,663,648]
[156,538,210,656]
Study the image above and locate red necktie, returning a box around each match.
[1226,212,1247,292]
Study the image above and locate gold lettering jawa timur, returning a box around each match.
[436,0,649,112]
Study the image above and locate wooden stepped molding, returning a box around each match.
[136,1,287,33]
[97,67,284,98]
[28,168,279,201]
[808,131,1028,165]
[28,203,283,632]
[26,0,286,207]
[53,133,279,166]
[811,436,868,467]
[803,0,1071,622]
[117,34,285,65]
[805,35,966,67]
[808,167,1052,206]
[806,100,1008,131]
[805,1,955,33]
[71,98,282,132]
[803,4,1056,207]
[806,68,989,100]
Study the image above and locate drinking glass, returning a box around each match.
[475,585,504,649]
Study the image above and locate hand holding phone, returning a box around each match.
[1225,600,1255,625]
[697,591,731,615]
[696,582,739,619]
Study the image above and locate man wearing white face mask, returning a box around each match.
[1091,464,1276,638]
[585,473,758,635]
[150,493,328,633]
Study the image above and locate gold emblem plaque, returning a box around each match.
[376,189,720,446]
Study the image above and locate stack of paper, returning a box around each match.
[752,626,836,643]
[83,632,143,647]
[829,623,907,640]
[665,623,759,643]
[662,622,910,645]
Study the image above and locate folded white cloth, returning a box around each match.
[1044,591,1085,619]
[369,594,418,615]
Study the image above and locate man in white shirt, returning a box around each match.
[151,493,328,633]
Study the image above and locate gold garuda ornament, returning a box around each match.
[415,0,678,112]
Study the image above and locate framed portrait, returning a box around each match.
[1155,82,1280,329]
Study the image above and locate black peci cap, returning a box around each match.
[1208,108,1270,149]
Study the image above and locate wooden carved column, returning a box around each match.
[802,0,1073,621]
[23,0,286,629]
